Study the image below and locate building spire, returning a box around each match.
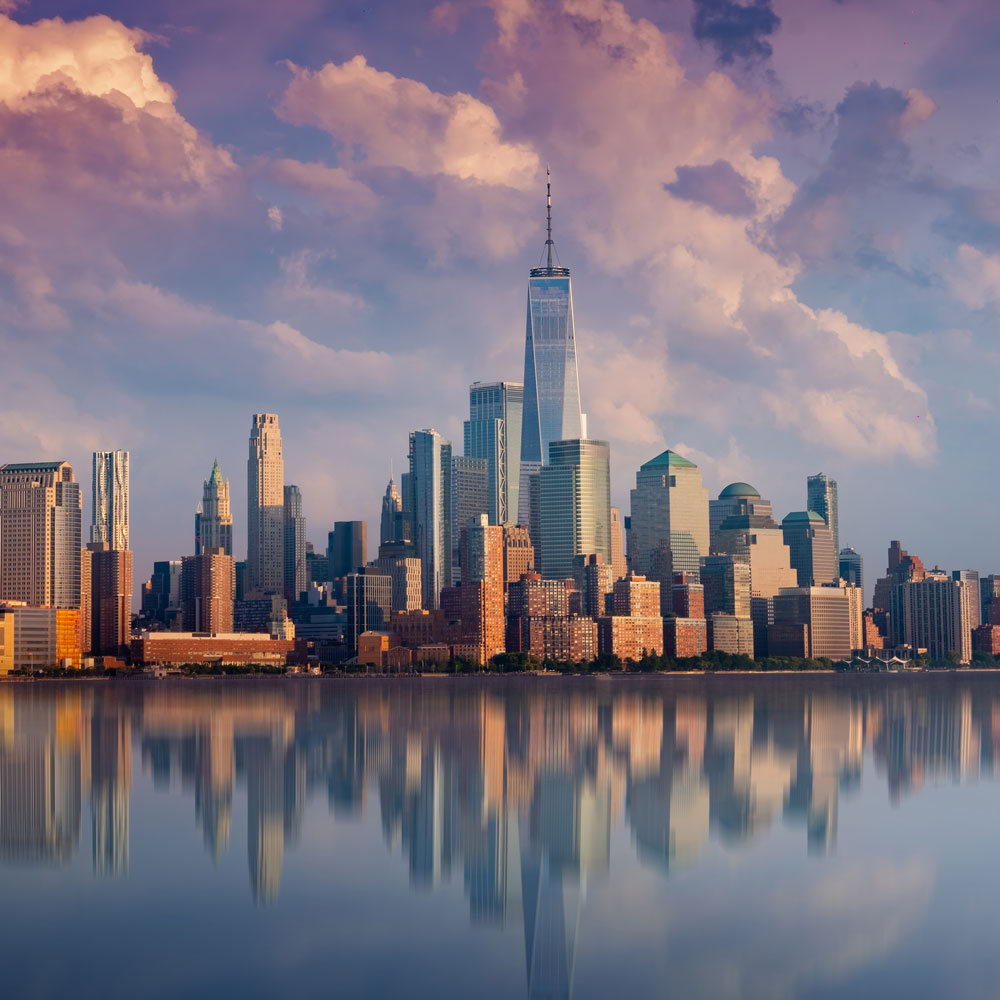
[546,164,553,270]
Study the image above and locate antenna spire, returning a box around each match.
[545,165,553,269]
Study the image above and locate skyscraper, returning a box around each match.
[181,549,234,633]
[380,477,403,547]
[247,414,284,597]
[91,450,129,551]
[609,507,627,581]
[629,450,709,614]
[451,455,489,572]
[328,520,368,579]
[460,514,505,666]
[283,485,306,603]
[518,170,584,529]
[408,429,453,609]
[952,570,982,627]
[197,459,232,557]
[464,381,524,525]
[839,547,863,592]
[781,512,837,588]
[538,439,610,581]
[0,461,81,609]
[88,542,132,657]
[806,473,839,557]
[709,483,772,552]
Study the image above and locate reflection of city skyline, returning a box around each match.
[0,678,997,993]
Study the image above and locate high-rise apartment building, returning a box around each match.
[769,586,851,660]
[981,575,1000,626]
[371,555,422,612]
[408,429,453,609]
[196,459,232,556]
[518,171,585,531]
[329,520,367,579]
[465,381,524,525]
[91,450,129,550]
[709,483,772,552]
[806,473,839,556]
[574,553,613,618]
[781,512,837,588]
[282,485,306,603]
[538,439,610,581]
[79,545,92,654]
[247,414,284,596]
[889,576,974,663]
[502,524,534,590]
[88,542,132,658]
[180,548,234,633]
[0,461,81,609]
[460,514,505,666]
[629,449,709,613]
[839,547,863,592]
[952,570,981,626]
[609,507,627,581]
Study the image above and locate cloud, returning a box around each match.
[665,160,757,217]
[948,244,1000,309]
[277,54,538,188]
[478,0,933,461]
[269,159,379,218]
[691,0,781,65]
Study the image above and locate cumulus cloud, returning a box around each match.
[478,0,932,461]
[278,54,538,188]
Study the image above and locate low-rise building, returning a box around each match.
[132,631,294,666]
[707,614,754,656]
[664,616,707,658]
[0,603,81,670]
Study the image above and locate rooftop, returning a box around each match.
[0,460,68,472]
[719,482,760,499]
[640,449,697,471]
[783,510,826,524]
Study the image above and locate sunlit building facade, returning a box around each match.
[246,414,284,597]
[465,381,523,525]
[91,450,129,551]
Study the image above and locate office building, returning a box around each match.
[700,554,751,618]
[464,381,523,525]
[141,560,181,627]
[371,555,422,612]
[0,461,81,609]
[575,554,613,618]
[408,429,453,609]
[91,450,129,550]
[781,512,837,588]
[518,170,585,530]
[629,449,709,612]
[247,414,284,596]
[709,483,772,551]
[329,520,367,579]
[539,439,610,581]
[707,614,754,656]
[609,506,627,581]
[88,543,132,658]
[839,547,863,592]
[769,587,852,660]
[0,603,81,669]
[806,473,839,556]
[460,515,505,665]
[845,583,863,652]
[196,459,232,556]
[181,548,234,633]
[451,456,489,571]
[283,485,306,603]
[345,569,392,654]
[981,575,1000,626]
[0,607,12,673]
[714,510,798,657]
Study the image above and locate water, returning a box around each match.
[1,674,998,999]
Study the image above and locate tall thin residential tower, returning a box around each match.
[91,450,129,551]
[247,413,284,596]
[518,169,584,528]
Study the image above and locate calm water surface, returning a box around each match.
[2,674,999,999]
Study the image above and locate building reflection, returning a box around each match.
[4,677,1000,992]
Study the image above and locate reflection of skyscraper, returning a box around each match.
[246,741,286,906]
[519,171,585,535]
[91,708,131,877]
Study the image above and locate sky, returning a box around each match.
[1,0,998,600]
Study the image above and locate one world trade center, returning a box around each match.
[517,169,585,533]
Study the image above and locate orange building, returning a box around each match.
[460,515,505,666]
[664,617,708,659]
[132,631,294,666]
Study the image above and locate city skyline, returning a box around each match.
[0,2,997,607]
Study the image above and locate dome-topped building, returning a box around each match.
[709,483,773,551]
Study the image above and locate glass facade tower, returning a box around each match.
[806,473,839,557]
[518,171,584,528]
[464,381,523,525]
